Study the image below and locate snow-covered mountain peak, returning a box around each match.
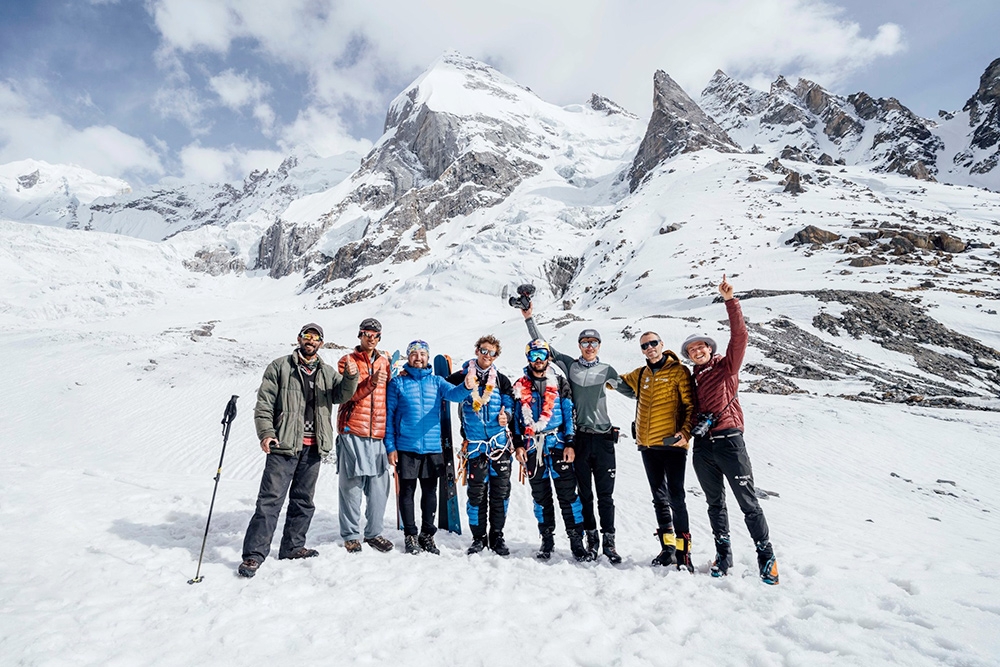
[0,159,132,229]
[384,51,537,133]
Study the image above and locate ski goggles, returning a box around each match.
[406,340,430,355]
[527,349,549,362]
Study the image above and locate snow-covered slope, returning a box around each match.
[1,217,999,665]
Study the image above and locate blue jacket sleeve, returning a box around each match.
[560,395,575,438]
[442,377,473,403]
[384,380,398,453]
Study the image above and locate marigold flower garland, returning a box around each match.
[514,372,559,438]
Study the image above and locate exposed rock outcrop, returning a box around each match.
[629,70,739,191]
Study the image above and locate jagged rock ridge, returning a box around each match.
[628,70,739,191]
[700,70,942,181]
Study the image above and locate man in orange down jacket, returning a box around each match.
[336,317,394,554]
[616,332,696,572]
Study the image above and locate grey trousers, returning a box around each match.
[338,467,391,541]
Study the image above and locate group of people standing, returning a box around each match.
[236,277,779,586]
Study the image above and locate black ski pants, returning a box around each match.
[242,445,321,562]
[692,430,770,545]
[398,476,438,537]
[466,453,512,538]
[526,449,584,535]
[640,446,690,534]
[573,430,617,533]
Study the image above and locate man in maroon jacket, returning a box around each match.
[683,276,779,585]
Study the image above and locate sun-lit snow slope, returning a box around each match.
[1,219,999,665]
[0,159,131,228]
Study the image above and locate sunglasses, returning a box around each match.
[640,340,660,350]
[527,350,549,362]
[300,332,322,342]
[359,330,381,339]
[477,347,498,357]
[579,340,599,349]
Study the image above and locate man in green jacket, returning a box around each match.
[238,323,359,578]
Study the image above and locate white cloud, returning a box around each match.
[208,69,271,110]
[0,82,163,179]
[278,107,372,158]
[177,142,285,183]
[148,0,906,119]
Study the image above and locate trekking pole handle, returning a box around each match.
[222,395,239,429]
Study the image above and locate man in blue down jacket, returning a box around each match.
[446,335,516,556]
[385,340,475,555]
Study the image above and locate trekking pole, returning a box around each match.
[188,395,239,584]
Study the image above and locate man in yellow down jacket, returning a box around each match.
[616,332,696,571]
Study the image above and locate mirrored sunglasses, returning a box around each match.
[640,340,660,350]
[300,332,322,342]
[359,330,381,339]
[527,350,549,362]
[477,347,498,357]
[579,340,599,349]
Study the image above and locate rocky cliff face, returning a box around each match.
[628,70,739,191]
[956,57,1000,175]
[701,70,943,181]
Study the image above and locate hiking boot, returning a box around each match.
[404,535,420,555]
[568,529,591,562]
[418,532,440,555]
[675,532,694,573]
[536,527,555,560]
[756,540,779,585]
[279,547,318,560]
[344,539,362,554]
[585,529,600,561]
[711,535,733,578]
[489,531,510,556]
[651,528,676,567]
[467,536,487,554]
[363,535,394,553]
[237,558,260,578]
[602,531,622,565]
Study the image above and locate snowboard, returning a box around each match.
[433,354,462,534]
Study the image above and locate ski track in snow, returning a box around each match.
[3,159,1000,666]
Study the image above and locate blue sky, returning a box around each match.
[1,0,996,186]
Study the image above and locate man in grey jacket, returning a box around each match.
[522,304,623,564]
[238,323,359,578]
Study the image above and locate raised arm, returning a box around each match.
[720,276,748,372]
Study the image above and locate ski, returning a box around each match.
[433,353,462,534]
[390,349,403,378]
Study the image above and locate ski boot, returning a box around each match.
[756,540,779,585]
[568,529,591,562]
[404,535,420,555]
[602,531,622,565]
[710,535,733,577]
[585,529,600,561]
[675,532,694,573]
[467,535,487,555]
[536,527,555,560]
[418,532,440,555]
[651,528,676,567]
[489,531,510,556]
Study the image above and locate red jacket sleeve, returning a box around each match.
[722,298,748,373]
